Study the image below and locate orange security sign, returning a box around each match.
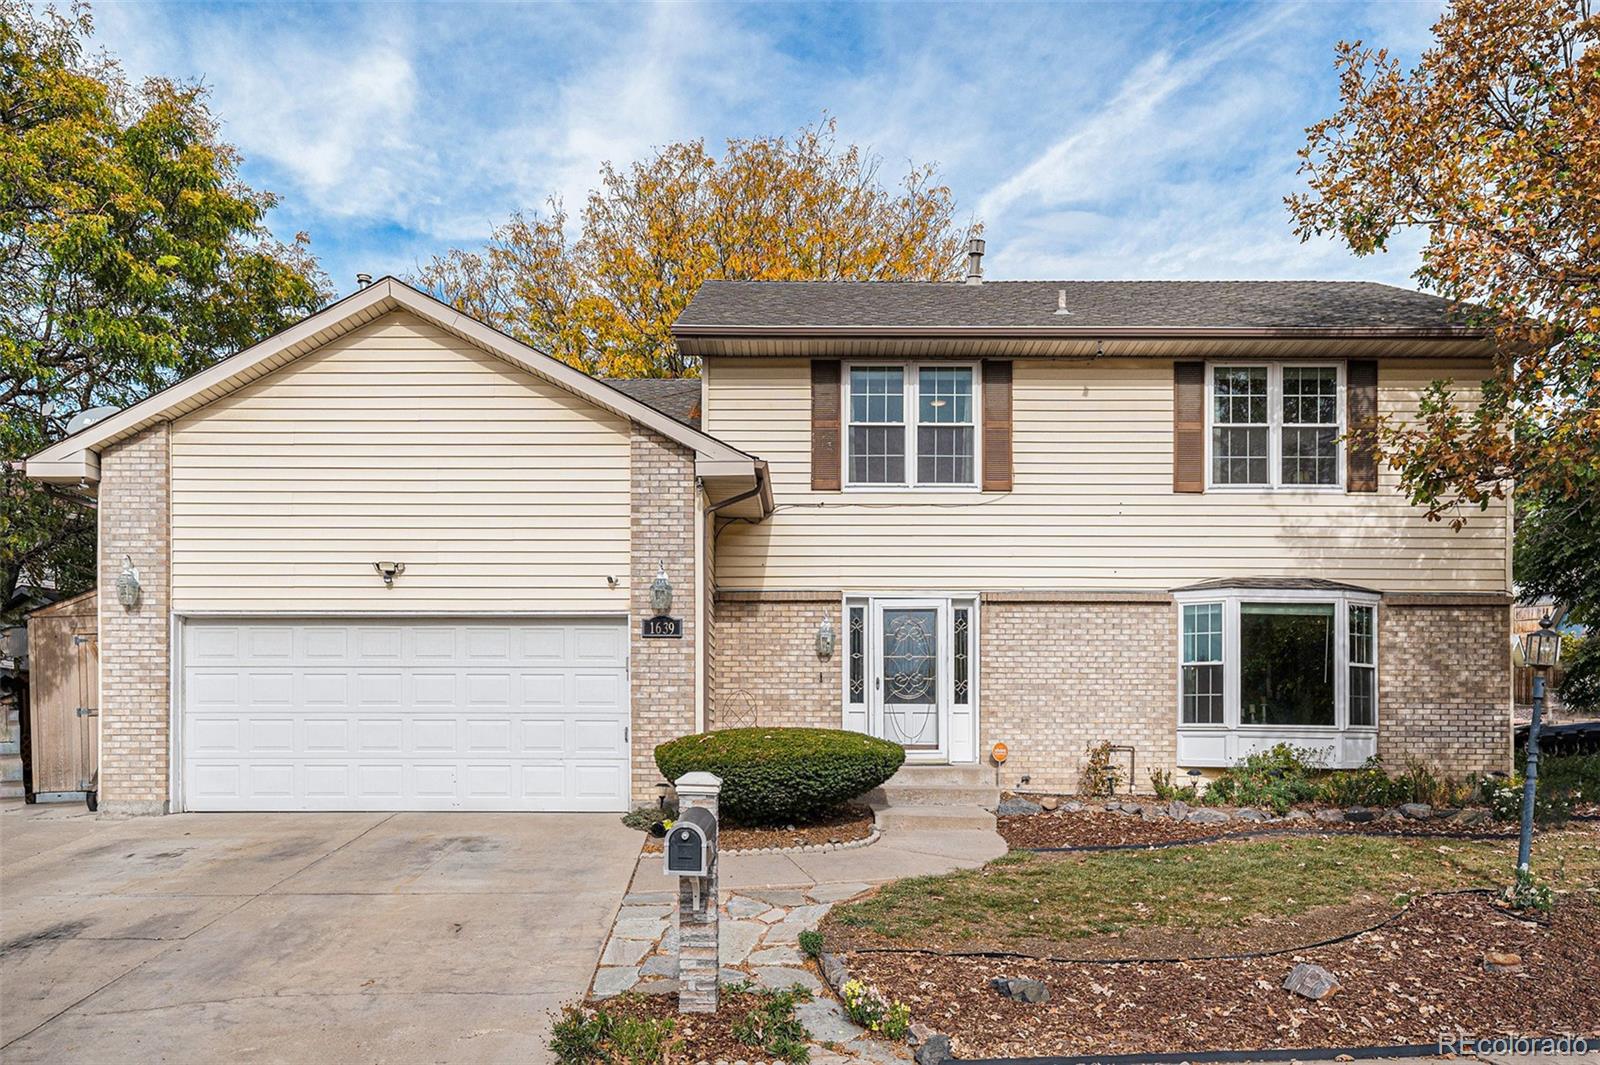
[991,742,1008,764]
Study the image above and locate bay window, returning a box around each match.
[846,363,977,488]
[1175,586,1379,767]
[1208,363,1343,489]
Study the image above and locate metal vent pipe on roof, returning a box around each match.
[964,237,985,285]
[356,273,373,289]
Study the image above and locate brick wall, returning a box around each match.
[980,599,1177,794]
[630,426,699,804]
[1378,603,1511,775]
[708,593,841,730]
[98,424,172,815]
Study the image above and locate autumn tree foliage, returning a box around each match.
[414,120,978,378]
[1288,0,1599,527]
[1,2,328,612]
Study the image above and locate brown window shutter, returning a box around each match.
[811,360,842,491]
[1173,361,1205,493]
[1346,359,1379,493]
[981,360,1013,491]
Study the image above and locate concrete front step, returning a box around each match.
[883,764,995,786]
[0,782,24,799]
[872,804,998,832]
[1,757,23,784]
[864,782,1000,807]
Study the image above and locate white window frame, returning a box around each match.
[1205,362,1345,491]
[842,361,981,491]
[1173,587,1380,769]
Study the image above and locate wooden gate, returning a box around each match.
[26,590,98,796]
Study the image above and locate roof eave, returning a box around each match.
[671,324,1486,340]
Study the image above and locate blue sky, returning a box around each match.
[93,1,1445,300]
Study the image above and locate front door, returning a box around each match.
[871,599,948,763]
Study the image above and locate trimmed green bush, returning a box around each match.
[655,727,905,825]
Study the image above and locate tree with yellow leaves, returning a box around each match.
[1288,0,1598,527]
[413,119,977,378]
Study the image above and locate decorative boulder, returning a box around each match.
[1235,807,1269,822]
[1283,963,1341,1001]
[1398,803,1433,820]
[914,1034,954,1065]
[1040,796,1060,812]
[1165,800,1191,821]
[1281,808,1313,822]
[1064,800,1084,813]
[997,798,1043,816]
[1314,808,1346,823]
[1483,951,1523,973]
[1187,808,1231,825]
[989,977,1050,1004]
[1456,808,1492,827]
[1344,806,1378,823]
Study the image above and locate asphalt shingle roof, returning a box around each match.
[601,377,701,428]
[675,280,1476,334]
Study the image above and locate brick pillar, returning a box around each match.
[674,772,721,1013]
[630,426,698,806]
[98,424,172,815]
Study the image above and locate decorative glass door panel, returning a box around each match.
[879,606,940,751]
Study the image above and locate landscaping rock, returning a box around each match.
[819,951,850,990]
[1344,806,1378,824]
[1165,800,1190,821]
[908,1022,937,1047]
[1187,808,1231,825]
[1314,808,1346,823]
[998,797,1043,816]
[914,1035,954,1065]
[1282,962,1341,1001]
[1398,803,1434,820]
[1040,796,1060,812]
[1235,807,1268,822]
[989,976,1050,1004]
[1484,951,1524,973]
[1063,800,1083,813]
[1456,807,1493,827]
[1281,808,1313,822]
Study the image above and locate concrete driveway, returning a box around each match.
[0,801,640,1064]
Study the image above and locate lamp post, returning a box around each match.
[1517,615,1563,872]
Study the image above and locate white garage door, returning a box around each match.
[180,618,630,812]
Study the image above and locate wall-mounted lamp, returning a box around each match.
[815,614,836,659]
[116,555,141,610]
[650,562,673,615]
[373,561,406,588]
[607,575,619,589]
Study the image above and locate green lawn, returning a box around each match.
[828,831,1600,949]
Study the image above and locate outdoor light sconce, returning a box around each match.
[815,614,836,659]
[116,555,141,610]
[650,562,673,615]
[373,561,406,588]
[1523,616,1563,669]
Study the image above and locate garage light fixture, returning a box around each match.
[650,562,673,615]
[116,555,140,610]
[373,561,405,588]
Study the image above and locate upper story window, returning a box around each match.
[1208,363,1343,489]
[846,363,976,488]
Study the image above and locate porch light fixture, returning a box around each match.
[650,562,673,615]
[116,556,140,610]
[1522,616,1563,669]
[373,561,405,588]
[815,614,836,659]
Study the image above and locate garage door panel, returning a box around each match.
[182,618,630,812]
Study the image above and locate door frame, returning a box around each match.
[844,593,980,765]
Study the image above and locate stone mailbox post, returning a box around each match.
[667,771,721,1013]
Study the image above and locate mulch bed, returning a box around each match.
[843,892,1600,1059]
[562,987,802,1063]
[996,808,1526,850]
[642,804,875,853]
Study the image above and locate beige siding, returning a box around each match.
[171,312,630,612]
[704,357,1508,594]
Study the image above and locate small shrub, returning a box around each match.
[730,984,813,1064]
[840,978,911,1039]
[1206,744,1325,814]
[1148,768,1198,802]
[797,929,824,959]
[621,805,676,832]
[1389,758,1475,807]
[655,728,904,825]
[1077,742,1123,798]
[1314,757,1398,809]
[1481,773,1572,825]
[1502,867,1556,914]
[549,1000,675,1065]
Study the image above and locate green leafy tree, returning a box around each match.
[1,2,329,616]
[1514,490,1600,711]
